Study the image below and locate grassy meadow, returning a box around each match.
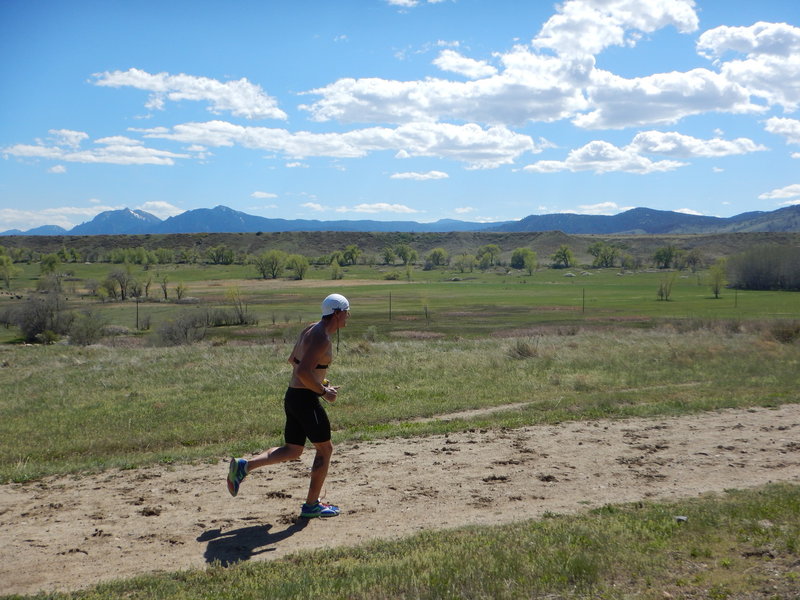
[1,253,799,598]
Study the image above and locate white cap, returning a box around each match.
[321,293,350,316]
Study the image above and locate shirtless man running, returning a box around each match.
[227,293,350,518]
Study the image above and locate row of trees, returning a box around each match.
[4,241,799,290]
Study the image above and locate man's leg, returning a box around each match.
[227,443,304,497]
[305,440,333,504]
[247,443,305,471]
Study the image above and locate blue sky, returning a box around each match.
[1,0,799,232]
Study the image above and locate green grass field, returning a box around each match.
[1,261,798,599]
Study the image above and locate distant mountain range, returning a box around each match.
[2,204,799,237]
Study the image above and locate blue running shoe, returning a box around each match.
[300,500,340,518]
[227,458,248,497]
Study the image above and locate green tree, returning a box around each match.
[253,250,287,279]
[709,259,728,299]
[510,248,537,273]
[657,273,676,301]
[653,245,678,269]
[426,247,449,266]
[382,246,397,265]
[0,255,21,289]
[587,241,620,268]
[343,244,362,266]
[477,244,501,267]
[206,245,234,265]
[453,253,476,273]
[39,253,61,276]
[395,244,417,265]
[550,245,575,269]
[287,254,310,280]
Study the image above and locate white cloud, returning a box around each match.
[140,120,536,169]
[574,201,633,215]
[0,204,124,231]
[49,129,89,149]
[698,22,800,111]
[433,50,497,79]
[533,0,699,58]
[390,170,449,180]
[135,201,185,219]
[386,0,445,7]
[251,191,278,199]
[3,132,189,166]
[765,117,800,144]
[524,139,686,174]
[301,47,591,126]
[675,207,704,215]
[48,165,66,174]
[758,184,800,200]
[454,207,474,214]
[337,203,420,214]
[628,130,767,157]
[576,68,763,129]
[286,161,309,168]
[92,68,287,120]
[522,130,756,175]
[301,202,326,211]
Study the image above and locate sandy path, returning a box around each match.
[1,404,798,596]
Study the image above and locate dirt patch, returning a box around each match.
[1,404,798,595]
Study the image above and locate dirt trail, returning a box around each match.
[1,404,799,596]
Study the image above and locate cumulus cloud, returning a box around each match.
[533,0,699,58]
[139,120,536,169]
[3,132,190,166]
[251,191,278,199]
[48,165,67,174]
[390,170,449,180]
[523,129,761,175]
[301,202,326,211]
[765,117,800,144]
[301,47,591,126]
[758,183,800,200]
[524,139,686,174]
[92,68,287,120]
[576,68,763,129]
[628,130,767,157]
[697,22,800,111]
[433,50,497,79]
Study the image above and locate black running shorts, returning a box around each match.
[283,387,331,445]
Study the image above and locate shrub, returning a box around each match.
[156,311,207,346]
[769,320,800,344]
[14,293,72,343]
[69,310,107,346]
[508,338,539,359]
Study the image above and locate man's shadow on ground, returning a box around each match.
[197,519,309,566]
